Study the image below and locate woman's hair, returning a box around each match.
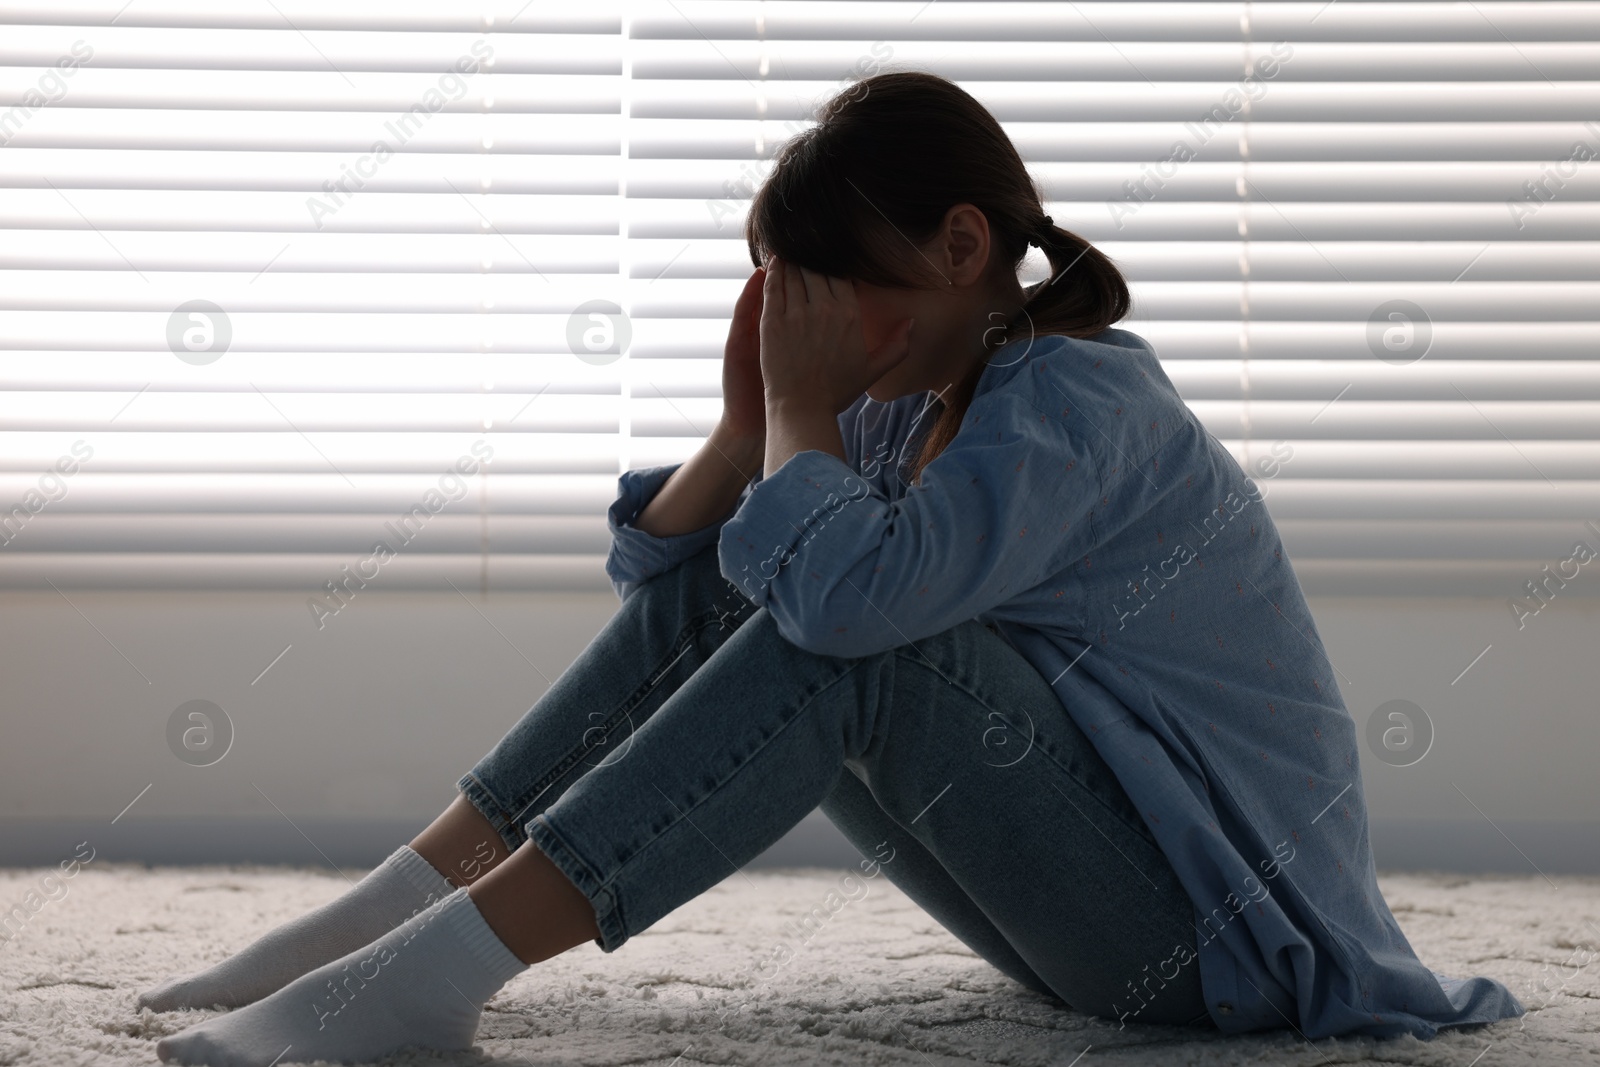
[744,70,1130,483]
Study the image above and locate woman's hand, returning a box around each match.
[634,270,767,537]
[758,255,914,418]
[718,267,768,443]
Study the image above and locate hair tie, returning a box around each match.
[1029,215,1055,247]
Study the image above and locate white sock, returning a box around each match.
[155,887,527,1067]
[139,845,454,1012]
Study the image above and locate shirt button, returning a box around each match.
[1216,1002,1234,1014]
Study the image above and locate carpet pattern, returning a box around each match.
[1,864,1597,1066]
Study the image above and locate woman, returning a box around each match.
[143,71,1523,1065]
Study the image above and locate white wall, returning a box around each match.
[2,585,1595,873]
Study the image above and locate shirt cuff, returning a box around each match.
[717,449,872,605]
[604,463,737,598]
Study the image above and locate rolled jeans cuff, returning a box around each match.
[455,770,532,856]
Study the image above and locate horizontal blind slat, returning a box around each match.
[9,1,1596,42]
[0,0,618,32]
[0,513,608,554]
[0,473,621,512]
[0,432,625,472]
[0,553,613,591]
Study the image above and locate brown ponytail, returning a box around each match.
[744,70,1130,484]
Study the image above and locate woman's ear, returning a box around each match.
[940,203,992,288]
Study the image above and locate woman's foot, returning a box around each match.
[139,845,453,1012]
[155,888,526,1067]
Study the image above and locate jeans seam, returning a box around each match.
[891,642,1165,857]
[593,652,867,898]
[891,647,1204,1019]
[498,611,727,824]
[526,653,864,954]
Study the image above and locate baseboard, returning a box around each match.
[3,815,1596,876]
[0,810,864,871]
[1367,818,1600,876]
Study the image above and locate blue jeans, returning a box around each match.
[458,545,1211,1027]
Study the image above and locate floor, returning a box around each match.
[1,864,1596,1066]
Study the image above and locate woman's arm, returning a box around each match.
[632,422,764,538]
[764,398,846,477]
[718,387,1100,657]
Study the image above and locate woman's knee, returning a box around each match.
[624,546,753,629]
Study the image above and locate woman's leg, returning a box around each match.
[814,638,1213,1027]
[409,544,757,886]
[479,605,1208,1025]
[439,544,758,863]
[155,578,1210,1064]
[411,547,1083,990]
[141,546,757,1013]
[414,774,1066,994]
[816,767,1057,997]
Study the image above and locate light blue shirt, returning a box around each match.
[605,328,1524,1039]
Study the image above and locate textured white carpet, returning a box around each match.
[1,864,1597,1066]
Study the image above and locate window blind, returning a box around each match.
[2,1,1596,597]
[0,1,627,591]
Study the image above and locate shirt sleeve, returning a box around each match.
[604,462,760,602]
[603,406,865,603]
[716,388,1097,657]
